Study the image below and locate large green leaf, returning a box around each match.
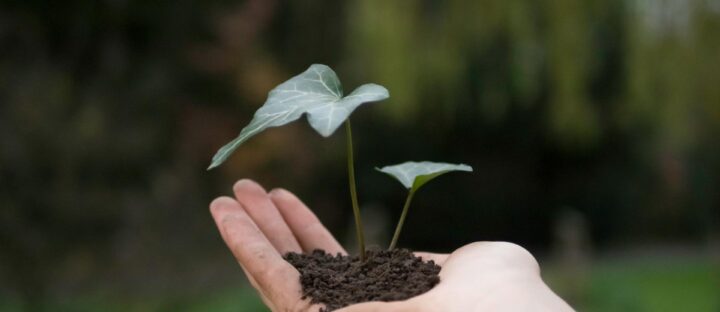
[208,64,389,170]
[377,161,473,192]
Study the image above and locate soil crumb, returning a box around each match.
[284,248,441,312]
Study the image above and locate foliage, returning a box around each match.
[208,64,388,169]
[208,66,473,254]
[377,161,472,191]
[377,161,472,249]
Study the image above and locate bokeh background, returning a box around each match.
[1,0,719,311]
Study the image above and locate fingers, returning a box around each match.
[233,179,303,254]
[209,197,269,302]
[209,197,302,306]
[240,265,276,311]
[413,252,449,265]
[223,215,302,306]
[270,188,346,255]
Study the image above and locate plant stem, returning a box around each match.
[388,190,416,250]
[345,120,366,261]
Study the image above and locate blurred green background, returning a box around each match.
[1,0,719,311]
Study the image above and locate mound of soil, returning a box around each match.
[283,248,441,312]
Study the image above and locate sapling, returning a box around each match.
[377,161,473,250]
[207,64,473,262]
[208,64,389,260]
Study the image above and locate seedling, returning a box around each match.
[377,161,472,250]
[208,64,472,260]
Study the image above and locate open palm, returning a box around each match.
[210,179,573,312]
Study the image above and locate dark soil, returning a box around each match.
[283,248,441,312]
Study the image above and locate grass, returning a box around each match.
[544,255,720,312]
[0,286,268,312]
[1,256,716,311]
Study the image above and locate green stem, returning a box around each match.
[345,120,366,261]
[389,190,416,250]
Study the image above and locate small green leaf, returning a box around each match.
[377,161,473,192]
[208,64,389,170]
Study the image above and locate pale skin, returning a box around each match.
[210,179,575,312]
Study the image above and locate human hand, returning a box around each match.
[210,179,340,312]
[210,179,573,312]
[336,242,574,312]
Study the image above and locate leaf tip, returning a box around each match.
[317,127,334,138]
[378,85,390,97]
[308,63,331,71]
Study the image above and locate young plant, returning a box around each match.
[377,161,473,250]
[207,64,389,260]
